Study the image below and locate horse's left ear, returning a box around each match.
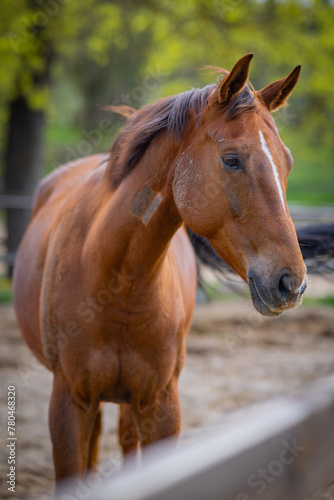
[257,65,301,111]
[216,53,253,104]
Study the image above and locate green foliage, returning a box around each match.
[1,0,334,203]
[0,277,12,303]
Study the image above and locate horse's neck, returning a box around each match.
[98,135,183,280]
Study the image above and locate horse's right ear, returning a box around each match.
[257,65,301,111]
[211,53,253,105]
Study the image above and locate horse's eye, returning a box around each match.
[221,155,242,170]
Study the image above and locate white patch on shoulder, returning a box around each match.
[259,129,286,213]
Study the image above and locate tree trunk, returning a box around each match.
[4,97,45,276]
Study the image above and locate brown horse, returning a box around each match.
[13,54,307,489]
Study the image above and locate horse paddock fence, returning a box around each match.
[56,374,334,500]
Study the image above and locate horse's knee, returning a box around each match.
[131,379,181,447]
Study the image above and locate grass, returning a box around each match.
[281,130,334,206]
[0,277,12,303]
[303,295,334,308]
[200,282,240,301]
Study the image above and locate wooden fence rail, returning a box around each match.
[289,204,334,224]
[56,374,334,500]
[0,194,34,209]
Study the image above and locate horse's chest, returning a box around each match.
[73,312,184,404]
[107,301,184,356]
[61,293,186,404]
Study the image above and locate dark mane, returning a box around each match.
[107,80,257,189]
[225,85,257,119]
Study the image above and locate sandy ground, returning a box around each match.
[1,284,334,499]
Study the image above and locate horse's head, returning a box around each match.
[173,54,307,316]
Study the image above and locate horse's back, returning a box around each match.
[32,154,106,217]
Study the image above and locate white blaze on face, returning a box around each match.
[259,129,287,214]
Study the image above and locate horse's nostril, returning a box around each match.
[277,273,292,302]
[276,272,307,304]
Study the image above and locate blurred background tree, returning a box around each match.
[0,0,333,274]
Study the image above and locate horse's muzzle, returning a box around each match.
[248,269,307,316]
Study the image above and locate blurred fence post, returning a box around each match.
[55,374,334,500]
[0,194,34,276]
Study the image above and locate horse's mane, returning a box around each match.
[107,71,257,189]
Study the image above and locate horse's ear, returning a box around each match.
[257,65,301,111]
[216,53,253,104]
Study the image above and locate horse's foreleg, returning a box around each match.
[131,377,181,449]
[49,369,100,489]
[119,403,139,457]
[87,403,103,471]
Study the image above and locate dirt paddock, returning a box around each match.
[1,289,334,499]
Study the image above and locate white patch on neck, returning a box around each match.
[259,129,286,214]
[130,185,162,224]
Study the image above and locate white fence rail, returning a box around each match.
[57,375,334,500]
[0,194,34,209]
[289,204,334,225]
